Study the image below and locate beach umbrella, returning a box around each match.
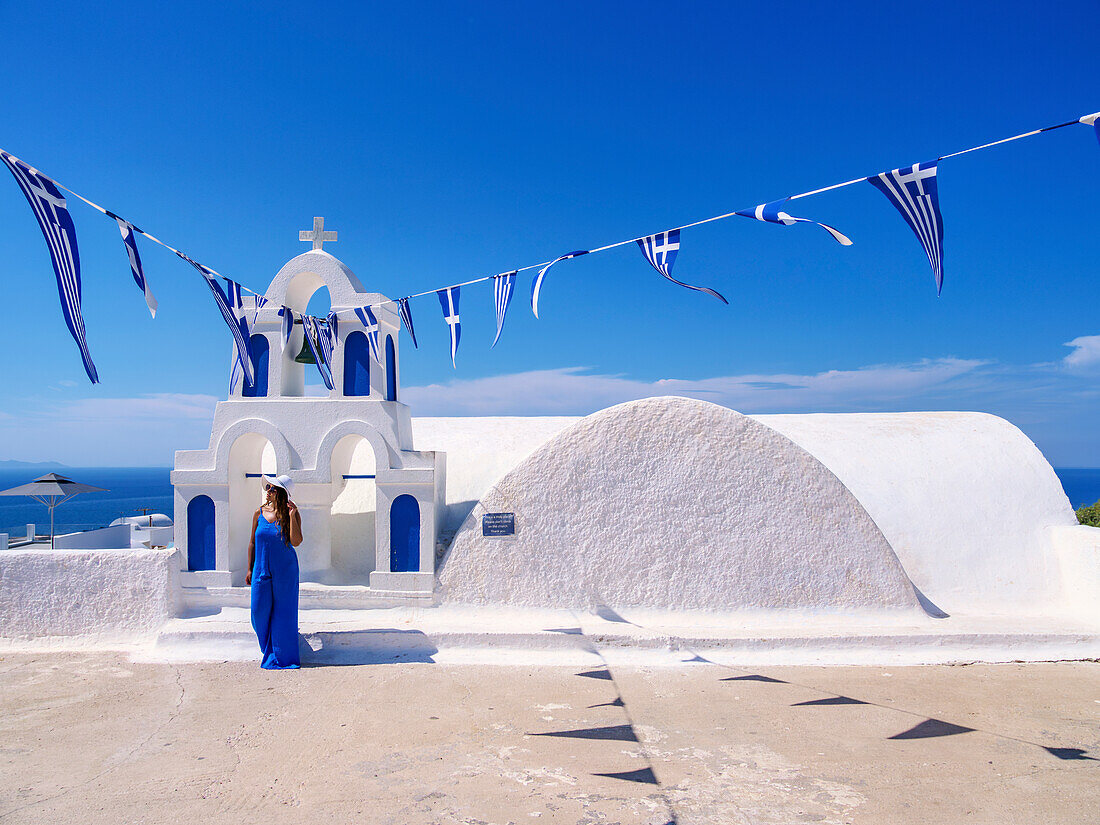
[0,473,107,548]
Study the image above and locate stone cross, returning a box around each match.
[299,217,337,251]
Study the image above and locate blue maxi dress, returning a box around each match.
[250,516,300,669]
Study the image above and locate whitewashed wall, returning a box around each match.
[0,547,180,645]
[437,398,923,612]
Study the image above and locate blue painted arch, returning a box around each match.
[389,494,420,572]
[187,495,216,571]
[343,330,372,396]
[243,334,269,397]
[385,335,397,401]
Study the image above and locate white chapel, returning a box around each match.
[171,224,445,595]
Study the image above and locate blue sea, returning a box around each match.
[0,467,174,536]
[1,466,1099,537]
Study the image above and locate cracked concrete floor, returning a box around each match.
[0,653,1096,824]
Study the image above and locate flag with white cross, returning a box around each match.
[867,160,945,293]
[0,150,99,382]
[353,306,382,361]
[637,230,727,304]
[437,286,461,367]
[176,251,254,386]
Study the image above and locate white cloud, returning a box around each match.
[1063,335,1100,370]
[402,358,987,416]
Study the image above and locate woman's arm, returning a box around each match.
[288,502,304,547]
[245,509,259,584]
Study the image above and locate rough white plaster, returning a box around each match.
[412,416,580,531]
[438,397,922,612]
[0,547,180,644]
[756,412,1078,614]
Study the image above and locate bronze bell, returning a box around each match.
[294,338,316,364]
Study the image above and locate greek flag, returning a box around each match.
[398,297,418,348]
[353,306,382,361]
[280,306,295,351]
[326,310,339,345]
[303,315,334,390]
[637,230,728,304]
[177,251,254,385]
[109,214,157,317]
[437,286,461,368]
[0,150,98,383]
[1082,112,1100,146]
[227,281,256,394]
[868,160,945,294]
[735,199,852,245]
[492,271,516,348]
[531,250,588,319]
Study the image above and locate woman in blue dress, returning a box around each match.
[246,474,303,669]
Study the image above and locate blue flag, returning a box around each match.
[868,160,945,294]
[353,306,382,361]
[531,250,588,319]
[108,214,157,317]
[177,251,254,385]
[735,199,852,245]
[492,271,516,348]
[437,286,461,368]
[1,150,99,383]
[637,230,727,304]
[398,297,418,348]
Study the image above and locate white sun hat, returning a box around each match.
[261,474,295,497]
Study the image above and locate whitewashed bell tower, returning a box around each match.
[171,220,446,596]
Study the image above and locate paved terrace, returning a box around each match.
[1,653,1096,824]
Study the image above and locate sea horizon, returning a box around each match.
[2,464,1099,537]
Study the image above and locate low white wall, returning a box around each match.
[438,398,922,612]
[0,547,180,645]
[53,523,133,550]
[1050,525,1100,620]
[758,412,1078,614]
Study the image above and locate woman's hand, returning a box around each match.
[245,570,252,585]
[287,501,298,514]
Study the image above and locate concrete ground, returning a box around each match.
[0,653,1096,825]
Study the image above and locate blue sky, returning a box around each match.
[0,1,1097,467]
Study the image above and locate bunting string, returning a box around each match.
[1,108,1095,380]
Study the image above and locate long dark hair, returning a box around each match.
[266,484,292,545]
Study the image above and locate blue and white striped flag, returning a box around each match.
[177,251,254,386]
[227,281,255,393]
[868,160,945,294]
[437,286,461,368]
[735,199,852,245]
[0,150,98,383]
[326,310,339,346]
[531,250,588,319]
[109,214,157,317]
[492,271,516,348]
[303,314,334,390]
[1082,112,1100,147]
[398,297,418,348]
[280,306,295,351]
[353,306,382,361]
[637,230,728,304]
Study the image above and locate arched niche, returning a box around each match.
[243,333,269,398]
[226,432,278,574]
[343,331,372,397]
[329,434,378,579]
[186,495,216,571]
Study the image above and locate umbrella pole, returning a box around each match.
[50,504,55,549]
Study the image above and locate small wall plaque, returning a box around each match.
[482,512,515,537]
